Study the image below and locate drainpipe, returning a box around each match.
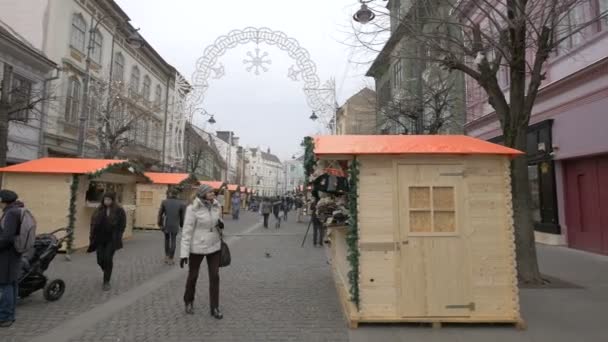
[38,67,61,158]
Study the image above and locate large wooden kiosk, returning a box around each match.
[0,158,148,250]
[135,172,198,229]
[314,135,525,328]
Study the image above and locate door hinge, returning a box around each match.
[445,302,475,311]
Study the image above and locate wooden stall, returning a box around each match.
[0,158,148,250]
[314,135,525,329]
[135,172,198,229]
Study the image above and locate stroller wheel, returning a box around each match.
[43,279,65,301]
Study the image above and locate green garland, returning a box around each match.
[347,158,360,308]
[86,160,150,181]
[301,136,316,184]
[173,173,198,194]
[66,174,79,255]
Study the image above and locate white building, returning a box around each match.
[245,147,283,197]
[0,0,186,168]
[282,157,305,194]
[0,20,57,164]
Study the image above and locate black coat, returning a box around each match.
[0,202,23,284]
[88,205,127,252]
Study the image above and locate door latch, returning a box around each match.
[445,302,476,311]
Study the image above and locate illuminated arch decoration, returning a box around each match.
[190,27,336,126]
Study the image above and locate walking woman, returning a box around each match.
[260,198,272,228]
[180,184,224,319]
[87,192,126,291]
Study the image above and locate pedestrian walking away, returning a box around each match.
[87,192,126,291]
[295,196,304,223]
[158,189,185,265]
[272,198,282,228]
[260,197,272,228]
[180,184,224,319]
[0,190,25,328]
[282,198,290,221]
[311,199,325,247]
[231,192,241,220]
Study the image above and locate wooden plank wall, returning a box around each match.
[349,155,519,321]
[135,183,167,229]
[2,173,70,236]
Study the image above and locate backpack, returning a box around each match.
[14,208,36,254]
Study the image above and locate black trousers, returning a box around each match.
[164,232,177,258]
[263,214,270,228]
[313,218,325,245]
[183,251,221,309]
[96,242,116,283]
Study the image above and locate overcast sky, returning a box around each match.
[115,0,377,160]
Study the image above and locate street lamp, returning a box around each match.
[309,111,319,121]
[77,16,144,157]
[352,0,387,24]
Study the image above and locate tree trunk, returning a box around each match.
[0,64,13,167]
[510,127,543,284]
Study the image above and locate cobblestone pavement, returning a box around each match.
[0,212,349,342]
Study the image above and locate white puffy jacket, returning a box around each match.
[180,198,222,258]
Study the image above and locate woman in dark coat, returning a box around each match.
[87,192,126,291]
[0,190,23,327]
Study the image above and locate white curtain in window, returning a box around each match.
[65,78,81,123]
[71,14,86,52]
[113,53,125,82]
[143,76,151,101]
[130,67,140,94]
[91,30,103,63]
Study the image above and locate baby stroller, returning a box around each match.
[18,228,73,301]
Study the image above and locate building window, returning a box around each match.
[91,29,103,64]
[130,67,140,95]
[392,61,403,90]
[113,53,125,82]
[70,14,86,52]
[154,85,162,106]
[65,78,81,123]
[142,76,151,102]
[10,74,33,122]
[556,2,589,53]
[598,0,608,27]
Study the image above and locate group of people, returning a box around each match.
[0,185,321,327]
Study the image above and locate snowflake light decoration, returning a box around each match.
[243,47,271,75]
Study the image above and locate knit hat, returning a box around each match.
[0,190,18,204]
[196,184,214,200]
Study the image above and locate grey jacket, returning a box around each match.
[158,198,186,234]
[0,202,23,284]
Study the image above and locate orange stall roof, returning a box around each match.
[0,158,128,174]
[200,181,225,190]
[145,172,193,185]
[314,135,523,157]
[227,184,240,192]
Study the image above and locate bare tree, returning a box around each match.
[349,0,607,283]
[89,79,155,159]
[0,63,56,166]
[379,73,461,134]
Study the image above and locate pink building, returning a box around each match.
[465,4,608,255]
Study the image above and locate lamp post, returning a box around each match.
[305,85,338,134]
[76,16,144,157]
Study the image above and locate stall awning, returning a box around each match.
[227,184,240,192]
[200,181,225,190]
[314,135,523,157]
[145,172,194,185]
[0,158,128,174]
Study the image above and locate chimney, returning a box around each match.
[267,148,270,154]
[232,136,240,147]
